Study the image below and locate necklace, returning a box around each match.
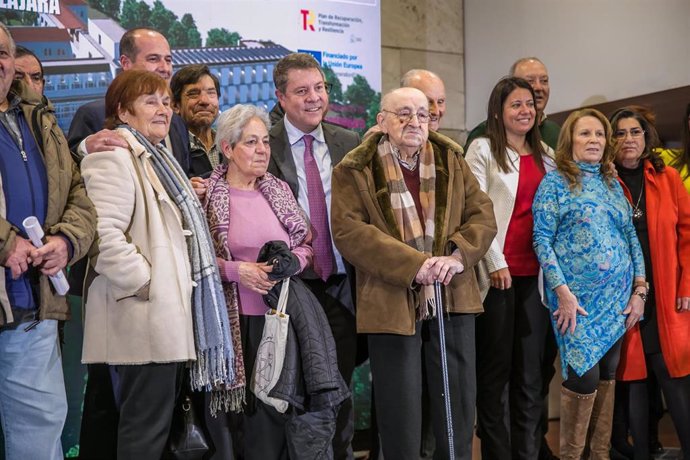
[632,182,644,222]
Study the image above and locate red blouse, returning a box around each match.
[504,155,544,276]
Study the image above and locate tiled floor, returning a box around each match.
[354,412,683,459]
[473,413,682,459]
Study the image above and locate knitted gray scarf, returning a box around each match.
[124,126,237,413]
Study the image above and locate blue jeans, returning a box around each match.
[0,320,66,460]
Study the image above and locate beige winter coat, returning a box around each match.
[81,129,196,364]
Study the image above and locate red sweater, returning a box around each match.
[504,155,543,276]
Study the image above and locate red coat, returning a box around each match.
[617,160,690,380]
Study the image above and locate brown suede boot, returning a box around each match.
[586,380,616,460]
[560,385,596,460]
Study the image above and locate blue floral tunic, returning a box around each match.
[532,163,645,378]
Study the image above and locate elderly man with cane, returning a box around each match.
[331,87,496,459]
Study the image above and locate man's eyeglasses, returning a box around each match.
[381,109,430,124]
[613,128,644,139]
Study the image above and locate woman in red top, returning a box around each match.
[610,108,690,459]
[465,77,556,460]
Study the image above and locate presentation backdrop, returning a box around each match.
[1,0,380,456]
[1,0,381,134]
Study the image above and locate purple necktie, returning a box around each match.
[303,134,334,281]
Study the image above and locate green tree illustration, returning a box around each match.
[206,28,241,47]
[344,74,376,108]
[181,14,202,47]
[150,0,176,35]
[120,0,151,29]
[322,64,343,103]
[101,0,121,19]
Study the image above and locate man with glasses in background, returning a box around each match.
[267,52,360,460]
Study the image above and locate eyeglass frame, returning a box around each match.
[380,109,431,124]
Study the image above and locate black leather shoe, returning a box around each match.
[539,439,560,460]
[610,441,634,460]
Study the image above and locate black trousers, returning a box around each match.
[368,313,476,460]
[628,352,690,459]
[475,285,514,460]
[303,274,357,460]
[510,276,556,460]
[476,276,555,460]
[79,364,119,460]
[239,315,337,460]
[113,362,185,460]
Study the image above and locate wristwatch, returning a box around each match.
[633,290,648,303]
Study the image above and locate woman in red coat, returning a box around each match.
[611,108,690,459]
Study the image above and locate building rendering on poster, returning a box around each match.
[1,0,381,134]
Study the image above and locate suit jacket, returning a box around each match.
[67,99,191,175]
[268,119,360,198]
[267,119,360,307]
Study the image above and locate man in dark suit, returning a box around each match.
[267,52,360,460]
[67,28,190,174]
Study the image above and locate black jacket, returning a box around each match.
[258,241,349,411]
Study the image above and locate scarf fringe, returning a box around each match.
[209,387,246,417]
[417,294,437,320]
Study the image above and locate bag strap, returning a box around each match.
[275,278,290,316]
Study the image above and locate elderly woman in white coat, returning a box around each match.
[80,70,237,458]
[465,76,556,460]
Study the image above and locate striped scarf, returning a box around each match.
[377,136,438,319]
[124,126,241,414]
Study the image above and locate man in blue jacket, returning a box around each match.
[0,23,95,459]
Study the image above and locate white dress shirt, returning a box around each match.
[283,115,345,274]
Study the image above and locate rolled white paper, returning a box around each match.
[22,216,70,296]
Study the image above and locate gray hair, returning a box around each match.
[509,57,545,76]
[0,23,16,56]
[215,104,270,151]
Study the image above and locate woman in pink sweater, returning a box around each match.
[204,104,313,459]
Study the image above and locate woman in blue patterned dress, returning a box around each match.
[532,108,646,460]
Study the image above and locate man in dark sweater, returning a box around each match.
[465,57,560,151]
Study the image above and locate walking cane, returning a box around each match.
[434,280,455,459]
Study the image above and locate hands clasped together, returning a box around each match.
[414,255,464,286]
[3,235,69,279]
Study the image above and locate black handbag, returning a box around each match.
[162,392,210,460]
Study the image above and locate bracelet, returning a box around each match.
[633,280,649,290]
[633,290,648,303]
